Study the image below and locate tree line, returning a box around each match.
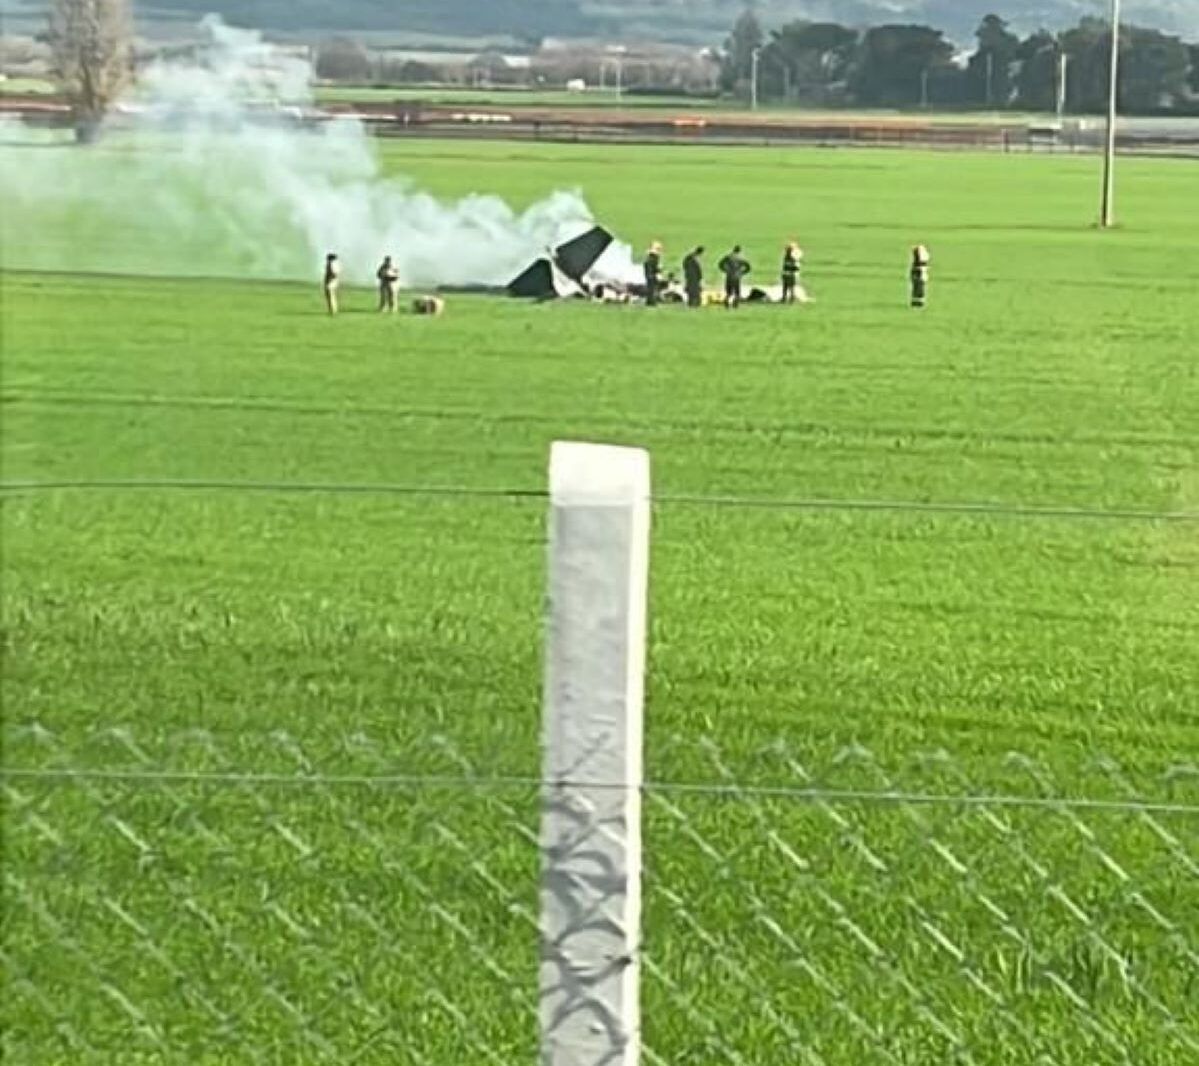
[722,9,1199,115]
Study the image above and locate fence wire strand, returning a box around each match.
[5,464,1197,1061]
[3,764,1198,817]
[4,476,1197,523]
[4,725,1198,1062]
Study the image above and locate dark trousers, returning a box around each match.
[725,280,741,308]
[782,275,797,304]
[686,285,701,308]
[911,276,927,307]
[645,278,660,306]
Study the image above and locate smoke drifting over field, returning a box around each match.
[0,17,635,287]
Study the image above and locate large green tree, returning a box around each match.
[1058,17,1113,113]
[1118,25,1190,112]
[720,7,764,95]
[849,24,958,108]
[762,20,858,105]
[1013,29,1060,112]
[965,14,1021,106]
[1059,17,1192,114]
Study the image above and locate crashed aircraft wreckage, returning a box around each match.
[502,226,795,304]
[442,226,799,304]
[506,226,621,300]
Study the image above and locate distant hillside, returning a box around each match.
[147,0,593,38]
[592,3,1197,44]
[2,0,1196,44]
[0,1,595,41]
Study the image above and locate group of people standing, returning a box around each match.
[644,241,806,310]
[320,253,402,315]
[321,241,932,316]
[642,241,933,309]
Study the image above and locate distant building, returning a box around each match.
[466,50,532,86]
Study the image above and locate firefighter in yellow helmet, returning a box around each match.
[643,240,663,306]
[910,245,931,308]
[781,241,802,305]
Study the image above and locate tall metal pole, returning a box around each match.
[1056,50,1068,122]
[751,47,760,110]
[1100,0,1121,228]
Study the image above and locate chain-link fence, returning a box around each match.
[5,723,1197,1064]
[3,467,1197,1064]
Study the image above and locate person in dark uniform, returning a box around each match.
[717,245,751,309]
[643,241,663,306]
[681,246,704,308]
[910,245,930,308]
[781,242,802,304]
[376,255,400,313]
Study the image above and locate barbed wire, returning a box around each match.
[3,477,1196,523]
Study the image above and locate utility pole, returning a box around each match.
[985,51,994,107]
[1056,49,1068,122]
[605,45,626,103]
[1100,0,1121,228]
[751,46,761,110]
[921,68,929,109]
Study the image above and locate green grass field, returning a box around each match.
[4,74,1049,125]
[0,76,56,96]
[315,84,712,110]
[317,84,1052,125]
[2,143,1197,1063]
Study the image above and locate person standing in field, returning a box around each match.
[717,245,751,310]
[682,246,704,308]
[376,255,400,313]
[910,245,931,308]
[322,253,341,316]
[643,241,663,306]
[781,241,803,304]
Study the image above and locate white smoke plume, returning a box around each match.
[0,16,637,288]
